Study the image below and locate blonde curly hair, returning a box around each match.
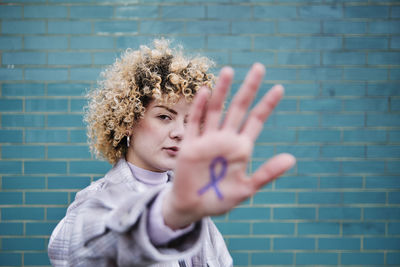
[85,39,215,164]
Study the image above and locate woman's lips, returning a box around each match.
[164,146,179,156]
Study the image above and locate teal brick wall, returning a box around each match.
[0,0,399,266]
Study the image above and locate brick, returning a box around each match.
[92,52,116,65]
[296,253,338,265]
[276,145,319,158]
[252,145,274,158]
[265,68,297,81]
[343,130,386,143]
[299,192,343,204]
[389,192,400,204]
[70,130,87,143]
[116,36,155,50]
[299,5,342,18]
[342,161,385,174]
[388,223,400,235]
[26,99,68,112]
[323,21,366,34]
[47,83,88,96]
[25,161,66,174]
[390,68,400,80]
[48,176,91,189]
[26,222,58,236]
[26,130,68,143]
[186,21,230,34]
[275,99,297,111]
[255,5,297,18]
[319,207,361,220]
[0,68,23,81]
[321,145,364,158]
[0,223,23,235]
[345,98,388,111]
[299,68,342,81]
[0,253,21,266]
[366,176,400,189]
[47,207,67,220]
[228,237,269,250]
[253,222,295,235]
[71,98,87,112]
[71,36,114,49]
[230,252,247,266]
[341,253,384,265]
[2,21,45,34]
[298,130,341,142]
[47,114,84,127]
[69,161,111,174]
[370,21,400,34]
[279,21,321,34]
[345,6,389,18]
[208,36,250,50]
[300,98,341,111]
[2,176,45,189]
[1,207,44,220]
[257,129,296,143]
[368,114,400,127]
[388,253,400,265]
[2,145,45,159]
[2,83,45,96]
[298,222,340,235]
[320,176,363,189]
[0,6,22,18]
[24,253,51,265]
[232,52,274,66]
[368,83,398,96]
[70,6,113,18]
[24,5,67,18]
[255,36,297,50]
[274,207,316,220]
[48,52,92,65]
[229,207,270,220]
[364,208,400,220]
[392,98,400,111]
[0,37,22,50]
[48,21,92,34]
[202,51,229,65]
[2,114,45,127]
[278,52,320,65]
[0,192,23,205]
[323,52,365,65]
[208,5,251,19]
[276,114,319,127]
[232,21,275,34]
[48,145,91,158]
[275,176,318,189]
[25,36,68,49]
[345,37,388,50]
[0,130,23,143]
[389,130,400,142]
[117,6,159,18]
[254,192,295,204]
[215,222,250,235]
[26,192,68,205]
[70,67,101,81]
[298,161,341,174]
[251,253,293,265]
[140,21,183,34]
[392,37,400,49]
[319,238,360,250]
[367,145,400,158]
[343,192,385,204]
[299,36,342,50]
[95,21,138,33]
[274,237,315,250]
[0,99,22,111]
[369,52,400,65]
[321,114,364,127]
[0,162,22,174]
[2,238,45,251]
[25,68,69,81]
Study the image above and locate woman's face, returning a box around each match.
[126,97,191,172]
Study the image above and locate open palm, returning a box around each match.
[163,64,296,229]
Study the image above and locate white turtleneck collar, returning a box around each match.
[127,161,169,186]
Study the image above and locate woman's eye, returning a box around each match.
[158,115,172,121]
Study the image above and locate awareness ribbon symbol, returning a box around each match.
[197,156,228,200]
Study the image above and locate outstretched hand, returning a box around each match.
[163,63,296,229]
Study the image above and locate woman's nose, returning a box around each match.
[170,120,185,140]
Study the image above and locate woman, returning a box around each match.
[48,39,295,266]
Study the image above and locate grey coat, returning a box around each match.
[48,158,233,267]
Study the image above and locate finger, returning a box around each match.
[222,63,265,131]
[186,87,210,138]
[249,153,296,191]
[241,84,284,141]
[204,67,234,131]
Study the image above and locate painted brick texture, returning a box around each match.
[0,1,399,266]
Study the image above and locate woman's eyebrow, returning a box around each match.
[154,105,177,115]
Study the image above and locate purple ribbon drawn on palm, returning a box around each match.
[198,156,228,200]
